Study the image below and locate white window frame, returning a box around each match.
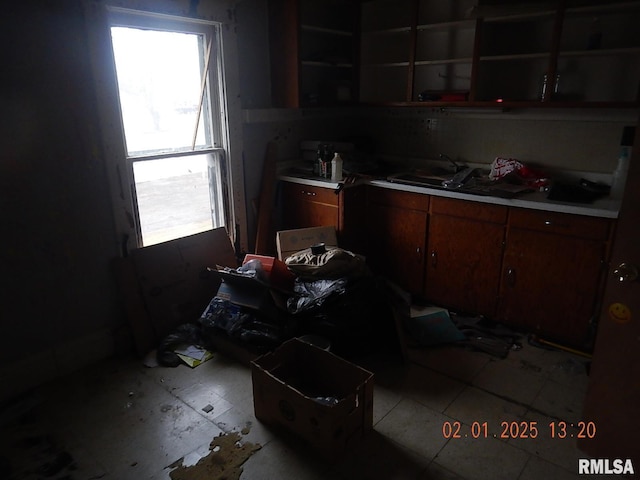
[85,2,248,254]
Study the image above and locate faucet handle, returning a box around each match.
[439,153,463,173]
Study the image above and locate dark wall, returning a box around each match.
[1,1,121,377]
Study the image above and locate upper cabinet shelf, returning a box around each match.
[268,0,640,108]
[358,0,640,107]
[269,0,359,108]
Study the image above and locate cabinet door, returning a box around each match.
[425,214,505,317]
[365,187,429,294]
[281,183,339,230]
[366,202,427,295]
[499,228,606,348]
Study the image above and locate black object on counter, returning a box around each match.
[547,178,610,204]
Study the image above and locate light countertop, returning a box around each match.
[279,174,620,219]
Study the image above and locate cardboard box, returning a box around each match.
[116,227,238,356]
[251,338,374,460]
[276,226,338,261]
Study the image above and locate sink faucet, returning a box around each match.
[440,153,464,173]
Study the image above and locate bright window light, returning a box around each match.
[109,15,227,247]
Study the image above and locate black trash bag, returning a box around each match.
[294,275,399,358]
[287,278,348,314]
[156,322,208,367]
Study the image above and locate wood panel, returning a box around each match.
[499,227,606,348]
[366,202,427,294]
[425,213,505,317]
[509,207,611,241]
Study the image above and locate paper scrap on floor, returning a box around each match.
[173,344,214,368]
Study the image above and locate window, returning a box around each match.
[108,9,229,246]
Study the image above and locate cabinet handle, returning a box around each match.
[543,219,569,228]
[301,190,316,196]
[507,267,516,287]
[416,247,422,259]
[431,250,437,267]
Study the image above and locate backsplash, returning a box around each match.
[244,107,636,174]
[352,107,637,174]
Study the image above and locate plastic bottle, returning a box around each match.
[331,153,343,182]
[611,146,630,200]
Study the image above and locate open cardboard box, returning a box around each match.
[251,338,374,461]
[276,225,338,261]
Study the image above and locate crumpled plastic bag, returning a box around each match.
[489,157,550,188]
[287,278,347,314]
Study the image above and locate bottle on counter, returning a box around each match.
[317,143,334,179]
[611,147,630,200]
[331,152,343,182]
[611,126,635,200]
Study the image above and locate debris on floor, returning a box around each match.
[168,431,261,480]
[0,403,77,480]
[452,314,522,358]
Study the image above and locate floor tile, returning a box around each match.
[212,406,275,447]
[435,435,529,480]
[531,379,586,424]
[407,345,491,383]
[419,461,466,479]
[519,456,581,480]
[444,386,527,432]
[507,410,587,473]
[472,358,547,406]
[1,336,595,480]
[374,397,453,459]
[239,434,334,480]
[372,384,402,425]
[332,430,431,480]
[395,364,467,413]
[546,356,590,393]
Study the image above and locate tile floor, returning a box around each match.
[1,339,597,480]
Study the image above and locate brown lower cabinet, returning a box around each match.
[425,197,507,319]
[498,208,613,349]
[279,181,365,251]
[365,187,429,295]
[282,181,614,349]
[280,182,340,230]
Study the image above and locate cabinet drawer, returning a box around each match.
[282,182,338,206]
[430,197,508,224]
[508,208,611,241]
[367,186,429,212]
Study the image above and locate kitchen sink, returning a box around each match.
[387,167,477,190]
[386,173,452,188]
[387,168,532,199]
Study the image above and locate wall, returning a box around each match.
[354,107,637,174]
[1,0,120,400]
[0,0,249,402]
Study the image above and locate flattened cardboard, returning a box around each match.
[119,228,238,355]
[276,226,337,261]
